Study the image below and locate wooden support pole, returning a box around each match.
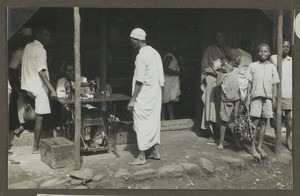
[100,9,107,111]
[73,7,82,170]
[100,9,107,91]
[275,9,283,155]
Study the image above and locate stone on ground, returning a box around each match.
[97,179,116,188]
[114,168,131,180]
[199,158,214,173]
[219,156,246,168]
[40,178,66,189]
[86,179,116,189]
[179,162,200,174]
[70,178,83,185]
[70,168,93,182]
[86,181,100,189]
[92,174,104,182]
[133,169,158,180]
[157,164,184,177]
[238,154,255,162]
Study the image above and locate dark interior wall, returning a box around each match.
[80,9,101,79]
[200,9,274,59]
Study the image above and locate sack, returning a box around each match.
[23,103,36,122]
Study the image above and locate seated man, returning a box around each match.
[56,64,90,98]
[56,64,106,148]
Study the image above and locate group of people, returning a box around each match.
[200,32,292,158]
[8,26,57,154]
[8,26,112,153]
[8,26,292,164]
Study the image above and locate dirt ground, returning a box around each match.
[8,124,293,191]
[124,156,292,190]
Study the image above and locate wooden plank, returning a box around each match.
[73,7,82,170]
[100,9,107,111]
[275,10,283,154]
[100,9,107,90]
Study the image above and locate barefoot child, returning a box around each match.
[216,58,241,150]
[245,43,280,159]
[270,38,293,151]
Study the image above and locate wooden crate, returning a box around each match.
[40,137,75,169]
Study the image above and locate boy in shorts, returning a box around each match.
[270,38,292,151]
[216,58,241,150]
[246,43,280,159]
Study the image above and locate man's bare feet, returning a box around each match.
[149,146,161,160]
[250,147,261,159]
[217,143,224,150]
[149,152,161,160]
[256,147,267,158]
[129,157,146,165]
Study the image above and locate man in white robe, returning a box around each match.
[127,28,164,165]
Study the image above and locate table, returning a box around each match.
[56,93,131,105]
[53,93,131,156]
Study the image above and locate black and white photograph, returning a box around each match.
[3,5,298,194]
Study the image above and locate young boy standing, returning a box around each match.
[246,43,280,159]
[270,39,293,151]
[216,59,241,150]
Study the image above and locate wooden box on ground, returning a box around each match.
[40,137,75,169]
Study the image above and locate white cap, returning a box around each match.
[20,28,32,36]
[130,28,146,40]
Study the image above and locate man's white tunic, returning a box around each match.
[132,46,164,151]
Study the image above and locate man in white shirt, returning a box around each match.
[270,38,293,151]
[127,28,164,165]
[21,26,57,153]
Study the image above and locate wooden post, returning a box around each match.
[100,9,107,111]
[73,7,82,170]
[100,9,107,90]
[275,9,283,154]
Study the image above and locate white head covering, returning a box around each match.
[130,28,146,40]
[20,28,32,36]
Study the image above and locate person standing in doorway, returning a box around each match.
[245,43,279,159]
[270,38,293,151]
[127,28,164,165]
[200,32,233,137]
[21,26,57,153]
[161,45,181,120]
[9,27,33,136]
